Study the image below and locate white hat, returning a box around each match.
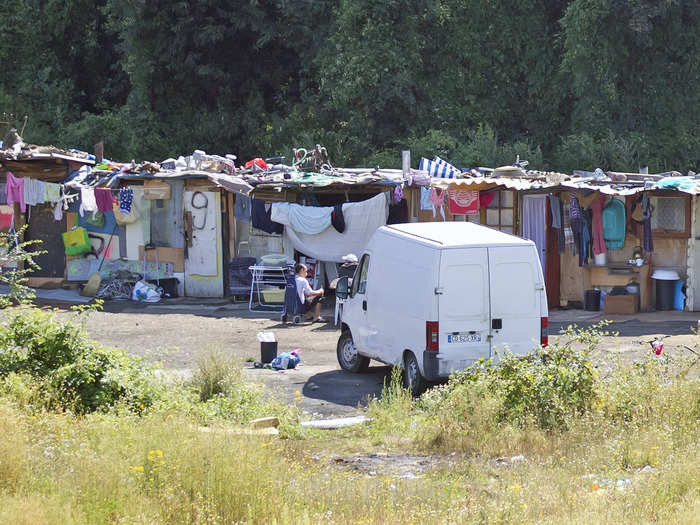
[341,254,358,263]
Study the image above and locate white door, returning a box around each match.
[184,190,224,297]
[522,194,547,274]
[489,245,543,356]
[341,253,377,356]
[437,248,491,373]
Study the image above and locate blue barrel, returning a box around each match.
[673,280,685,310]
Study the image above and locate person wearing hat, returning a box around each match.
[295,263,326,323]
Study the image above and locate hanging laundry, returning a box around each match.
[642,193,653,252]
[590,194,607,255]
[393,185,403,203]
[23,178,45,207]
[79,187,98,217]
[569,194,582,219]
[234,194,251,222]
[420,187,434,212]
[479,191,496,208]
[602,198,626,250]
[5,172,26,212]
[44,182,61,203]
[251,198,283,234]
[0,183,6,205]
[331,204,345,233]
[429,187,446,220]
[94,187,115,213]
[549,195,562,229]
[119,187,134,214]
[448,189,479,215]
[54,202,63,221]
[0,213,13,232]
[287,203,332,234]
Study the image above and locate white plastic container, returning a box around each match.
[594,252,607,266]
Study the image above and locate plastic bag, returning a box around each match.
[131,280,162,303]
[62,227,91,255]
[269,350,301,370]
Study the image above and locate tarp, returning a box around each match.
[277,193,388,263]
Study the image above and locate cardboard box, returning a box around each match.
[138,246,184,273]
[604,293,639,314]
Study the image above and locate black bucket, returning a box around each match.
[655,279,676,311]
[260,341,278,364]
[584,289,601,311]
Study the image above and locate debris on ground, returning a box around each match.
[301,416,369,429]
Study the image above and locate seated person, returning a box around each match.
[330,253,359,290]
[295,263,325,322]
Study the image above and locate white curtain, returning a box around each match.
[522,194,547,273]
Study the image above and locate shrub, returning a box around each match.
[190,348,238,402]
[0,305,162,413]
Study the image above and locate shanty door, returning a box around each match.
[184,190,224,297]
[26,203,66,277]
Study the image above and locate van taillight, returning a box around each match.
[541,317,549,347]
[426,321,439,352]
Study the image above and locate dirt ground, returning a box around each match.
[30,300,700,418]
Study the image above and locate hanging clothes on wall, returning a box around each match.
[448,189,479,215]
[23,178,45,208]
[234,194,251,222]
[331,204,345,233]
[548,194,565,254]
[642,193,653,253]
[280,193,388,263]
[79,187,98,217]
[119,187,134,214]
[590,194,608,255]
[5,172,25,212]
[270,202,332,234]
[429,187,446,220]
[522,195,548,273]
[0,183,6,205]
[420,187,434,213]
[94,188,115,213]
[251,198,284,234]
[44,182,61,203]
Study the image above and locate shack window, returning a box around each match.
[650,196,690,238]
[483,190,517,234]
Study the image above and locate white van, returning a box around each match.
[335,222,548,395]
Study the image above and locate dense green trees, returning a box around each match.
[0,0,697,171]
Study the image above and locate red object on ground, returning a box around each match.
[244,158,269,170]
[651,340,663,356]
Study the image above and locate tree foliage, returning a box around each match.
[0,0,696,171]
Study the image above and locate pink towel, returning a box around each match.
[94,188,115,212]
[5,172,25,212]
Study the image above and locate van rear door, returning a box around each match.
[488,245,544,356]
[437,248,491,374]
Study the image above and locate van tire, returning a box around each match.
[337,331,369,373]
[403,351,426,396]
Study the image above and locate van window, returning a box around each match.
[352,254,370,295]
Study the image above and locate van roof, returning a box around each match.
[383,222,534,248]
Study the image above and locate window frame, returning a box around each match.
[480,189,518,234]
[649,192,691,239]
[351,254,370,296]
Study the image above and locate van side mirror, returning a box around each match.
[336,276,349,300]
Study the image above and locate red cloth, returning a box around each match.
[244,158,269,170]
[479,191,495,208]
[0,213,13,232]
[94,188,115,212]
[591,195,607,255]
[448,190,479,215]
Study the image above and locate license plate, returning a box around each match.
[447,333,481,344]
